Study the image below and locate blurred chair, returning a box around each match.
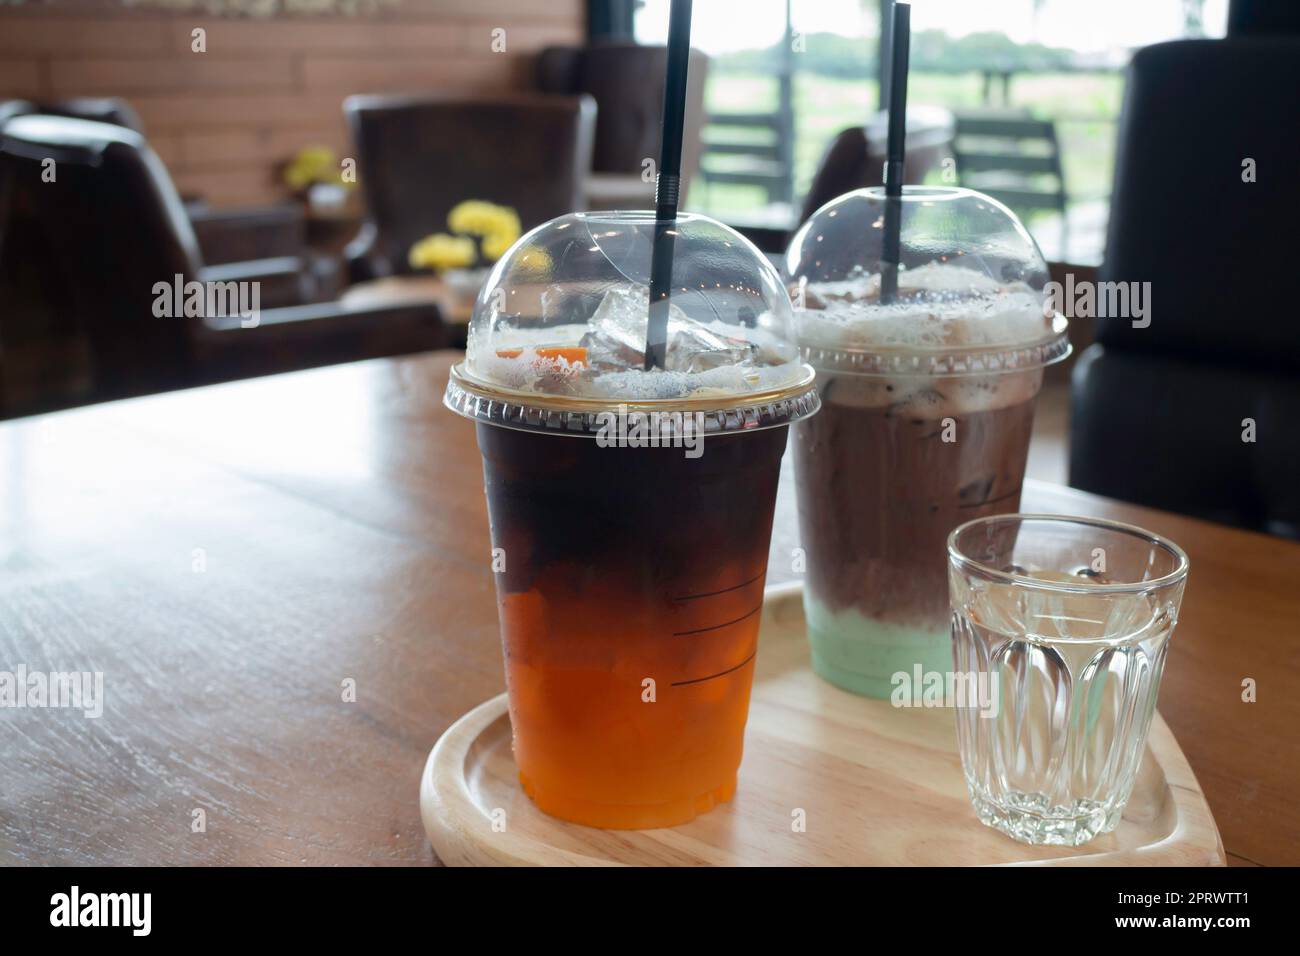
[0,109,313,309]
[45,96,147,135]
[1228,0,1300,35]
[700,108,791,210]
[185,202,309,266]
[1,100,37,130]
[536,43,708,209]
[951,111,1066,214]
[0,96,145,135]
[0,116,444,420]
[343,93,595,282]
[1069,37,1300,538]
[951,110,1067,242]
[795,107,955,227]
[1,96,314,269]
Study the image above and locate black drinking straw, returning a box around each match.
[880,0,911,303]
[644,0,693,370]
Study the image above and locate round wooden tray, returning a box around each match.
[420,583,1225,866]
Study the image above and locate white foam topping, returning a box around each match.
[797,262,1057,352]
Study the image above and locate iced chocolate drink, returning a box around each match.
[786,188,1069,698]
[445,211,818,828]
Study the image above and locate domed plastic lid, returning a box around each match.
[786,186,1069,375]
[445,211,818,435]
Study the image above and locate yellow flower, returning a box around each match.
[480,230,516,263]
[283,145,338,190]
[448,201,521,247]
[490,207,522,244]
[408,233,477,272]
[447,200,492,234]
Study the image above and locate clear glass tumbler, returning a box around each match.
[947,514,1190,846]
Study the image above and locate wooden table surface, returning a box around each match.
[2,351,1296,866]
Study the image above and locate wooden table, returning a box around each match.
[2,352,1296,866]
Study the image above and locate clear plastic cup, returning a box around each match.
[445,211,818,828]
[786,187,1069,698]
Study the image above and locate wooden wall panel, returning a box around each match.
[0,2,584,207]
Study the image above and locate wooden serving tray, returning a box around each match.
[421,583,1224,866]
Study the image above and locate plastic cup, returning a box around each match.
[793,364,1045,697]
[445,211,818,827]
[786,187,1070,698]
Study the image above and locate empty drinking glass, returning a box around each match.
[947,514,1190,846]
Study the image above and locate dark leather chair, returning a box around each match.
[343,93,596,282]
[536,42,708,209]
[1,98,318,293]
[1228,0,1300,36]
[0,100,37,130]
[0,97,145,135]
[0,116,444,420]
[1068,37,1300,538]
[46,97,147,135]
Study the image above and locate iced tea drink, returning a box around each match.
[445,210,818,828]
[478,421,789,828]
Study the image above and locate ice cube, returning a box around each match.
[579,286,758,373]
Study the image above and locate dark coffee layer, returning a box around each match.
[478,424,786,606]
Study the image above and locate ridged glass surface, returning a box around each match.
[950,573,1176,845]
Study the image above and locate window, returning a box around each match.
[633,0,1229,263]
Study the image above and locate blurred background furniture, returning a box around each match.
[797,106,955,225]
[1228,0,1300,35]
[185,202,346,305]
[185,202,307,267]
[951,110,1067,237]
[700,107,790,211]
[1069,32,1300,539]
[0,116,444,420]
[727,106,953,254]
[0,96,333,280]
[536,42,708,209]
[0,96,146,135]
[342,93,596,284]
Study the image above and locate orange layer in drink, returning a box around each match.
[501,560,764,829]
